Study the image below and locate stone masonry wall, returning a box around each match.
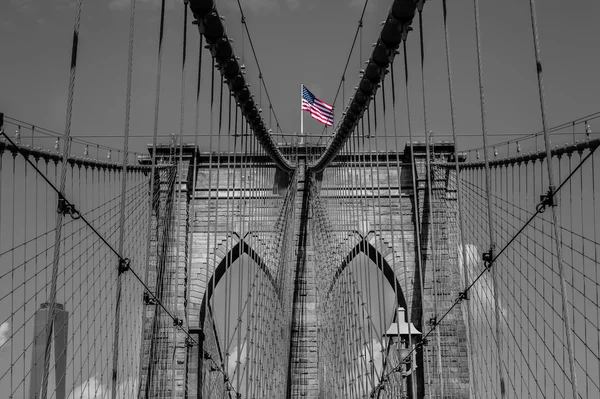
[140,143,470,398]
[314,144,470,398]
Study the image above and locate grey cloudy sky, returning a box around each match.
[0,2,598,396]
[1,0,598,156]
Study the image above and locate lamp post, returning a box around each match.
[382,307,421,398]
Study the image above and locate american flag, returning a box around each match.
[302,85,334,127]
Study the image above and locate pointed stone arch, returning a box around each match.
[198,237,279,328]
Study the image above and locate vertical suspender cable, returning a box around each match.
[370,85,388,384]
[417,4,445,395]
[41,1,83,398]
[201,64,215,398]
[139,1,166,395]
[112,0,136,396]
[186,23,203,397]
[390,61,418,398]
[472,0,505,396]
[402,38,431,399]
[170,2,188,398]
[526,1,578,397]
[441,1,478,397]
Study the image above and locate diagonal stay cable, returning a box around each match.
[1,131,238,392]
[370,141,598,396]
[0,128,202,348]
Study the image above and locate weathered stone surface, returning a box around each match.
[139,144,470,398]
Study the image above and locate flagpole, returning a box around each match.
[300,84,304,146]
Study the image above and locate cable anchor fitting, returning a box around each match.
[428,316,437,326]
[57,196,81,220]
[118,258,131,275]
[143,291,157,305]
[536,187,556,213]
[458,290,469,303]
[173,318,184,327]
[482,249,494,270]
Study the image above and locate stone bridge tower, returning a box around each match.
[139,142,471,398]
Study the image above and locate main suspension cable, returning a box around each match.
[234,0,286,134]
[319,0,371,140]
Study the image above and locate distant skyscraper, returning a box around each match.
[29,303,68,399]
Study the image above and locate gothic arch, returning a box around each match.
[327,234,408,312]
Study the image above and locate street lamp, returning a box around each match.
[383,307,421,378]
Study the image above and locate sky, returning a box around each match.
[1,0,599,158]
[0,0,599,397]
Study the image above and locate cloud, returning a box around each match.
[227,343,247,382]
[285,0,300,10]
[10,0,35,13]
[67,376,137,399]
[0,322,10,348]
[9,0,75,15]
[0,19,17,32]
[67,377,107,399]
[349,339,384,398]
[457,244,508,326]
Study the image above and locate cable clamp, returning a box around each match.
[173,318,184,327]
[185,337,195,347]
[458,290,469,303]
[57,196,81,220]
[537,187,556,213]
[428,316,436,326]
[482,249,494,270]
[118,258,131,275]
[143,292,157,305]
[209,364,219,372]
[400,25,413,42]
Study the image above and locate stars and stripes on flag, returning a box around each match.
[302,85,334,127]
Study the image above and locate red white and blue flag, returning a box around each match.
[302,85,334,127]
